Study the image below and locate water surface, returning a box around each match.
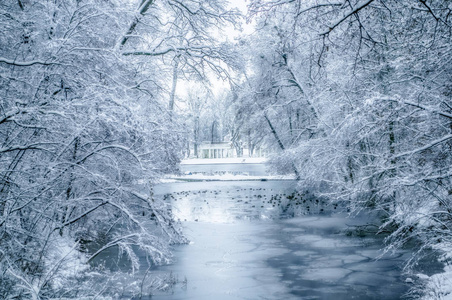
[149,166,423,300]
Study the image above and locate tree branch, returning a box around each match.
[58,201,108,229]
[0,57,53,66]
[296,2,343,17]
[394,134,452,159]
[320,0,375,35]
[119,0,155,47]
[384,98,452,119]
[122,48,178,56]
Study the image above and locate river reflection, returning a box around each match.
[150,178,416,300]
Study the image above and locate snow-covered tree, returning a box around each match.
[245,0,452,271]
[0,0,238,297]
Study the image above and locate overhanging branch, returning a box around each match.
[320,0,375,35]
[0,57,53,66]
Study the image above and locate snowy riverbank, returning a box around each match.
[180,157,267,165]
[161,173,295,183]
[420,245,452,300]
[161,158,296,183]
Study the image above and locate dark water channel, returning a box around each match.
[146,164,438,300]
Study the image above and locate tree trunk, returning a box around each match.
[168,58,179,112]
[211,120,217,144]
[264,114,301,180]
[194,116,199,158]
[119,0,155,47]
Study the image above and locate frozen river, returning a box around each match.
[147,163,437,299]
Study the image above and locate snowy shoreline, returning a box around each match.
[180,157,267,165]
[164,159,294,183]
[419,246,452,300]
[161,174,295,183]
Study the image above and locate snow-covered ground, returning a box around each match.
[181,157,267,165]
[420,245,452,300]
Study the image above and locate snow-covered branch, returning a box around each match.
[296,2,343,17]
[320,0,375,35]
[0,57,54,66]
[394,99,452,120]
[394,134,452,159]
[122,47,179,56]
[118,0,155,47]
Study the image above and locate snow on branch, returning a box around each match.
[122,45,222,57]
[0,57,53,66]
[122,47,178,56]
[400,170,452,186]
[394,134,452,159]
[419,0,451,27]
[249,0,300,15]
[87,233,139,263]
[400,100,452,119]
[296,2,343,17]
[0,143,58,154]
[119,0,155,47]
[76,145,143,168]
[0,110,20,125]
[382,97,452,119]
[320,0,375,35]
[58,201,108,229]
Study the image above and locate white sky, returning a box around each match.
[226,0,255,39]
[229,0,248,12]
